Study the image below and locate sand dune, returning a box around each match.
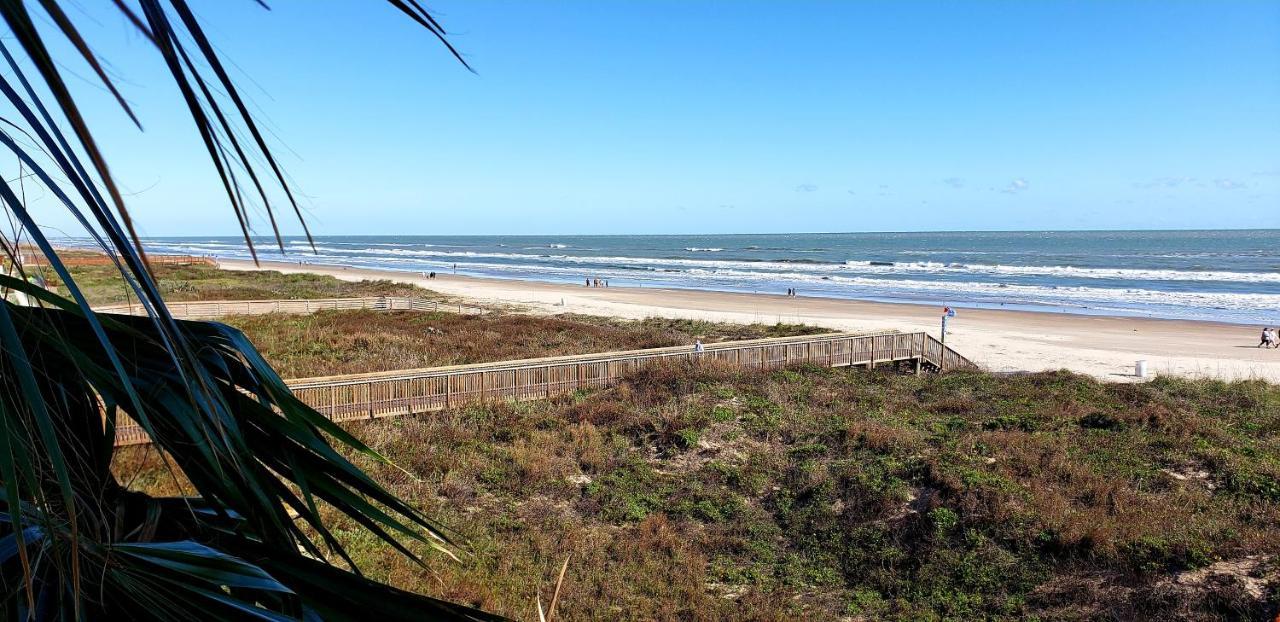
[222,259,1280,383]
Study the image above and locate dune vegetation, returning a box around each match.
[34,259,430,305]
[48,256,1280,619]
[37,259,826,376]
[228,311,827,378]
[116,358,1280,621]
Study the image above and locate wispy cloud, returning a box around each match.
[1214,178,1247,190]
[1135,176,1195,189]
[943,177,965,189]
[1000,178,1029,194]
[794,183,818,193]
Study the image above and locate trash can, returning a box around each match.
[1135,360,1147,378]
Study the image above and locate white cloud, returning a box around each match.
[1214,178,1247,190]
[1135,176,1194,189]
[943,177,965,189]
[794,183,818,192]
[1001,178,1029,194]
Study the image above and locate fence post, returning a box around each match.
[367,382,375,419]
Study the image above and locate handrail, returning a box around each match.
[113,330,977,446]
[20,253,215,267]
[94,296,440,319]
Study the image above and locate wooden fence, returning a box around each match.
[20,253,216,268]
[113,331,976,446]
[95,296,440,319]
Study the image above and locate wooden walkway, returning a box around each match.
[21,253,215,268]
[113,331,976,446]
[95,296,442,319]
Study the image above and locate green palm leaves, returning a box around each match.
[0,2,499,619]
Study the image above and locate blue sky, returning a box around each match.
[21,1,1280,236]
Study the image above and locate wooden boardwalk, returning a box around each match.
[113,331,976,446]
[21,253,215,268]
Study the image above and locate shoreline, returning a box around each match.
[220,258,1280,382]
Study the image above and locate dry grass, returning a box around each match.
[225,310,827,378]
[116,364,1280,621]
[35,261,435,305]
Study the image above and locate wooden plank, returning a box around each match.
[113,331,976,446]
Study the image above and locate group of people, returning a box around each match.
[1261,326,1279,349]
[586,278,609,287]
[785,287,798,297]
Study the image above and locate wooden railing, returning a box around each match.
[95,296,439,319]
[113,331,976,446]
[21,253,216,268]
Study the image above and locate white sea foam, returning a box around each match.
[142,238,1280,322]
[840,260,1280,283]
[152,240,1280,285]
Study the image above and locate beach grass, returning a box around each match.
[225,310,826,378]
[34,259,435,305]
[114,363,1280,621]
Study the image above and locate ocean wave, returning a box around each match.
[150,240,1280,285]
[322,253,1280,315]
[842,260,1280,283]
[684,247,724,252]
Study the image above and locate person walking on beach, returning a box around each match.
[585,278,590,287]
[1262,327,1277,348]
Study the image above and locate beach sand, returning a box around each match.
[223,259,1280,383]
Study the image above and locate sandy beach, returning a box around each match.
[222,258,1280,382]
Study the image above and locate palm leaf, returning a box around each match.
[0,2,503,619]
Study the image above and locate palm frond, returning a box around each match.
[0,1,499,619]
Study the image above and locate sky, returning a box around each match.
[14,1,1280,237]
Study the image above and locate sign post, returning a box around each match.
[941,306,956,344]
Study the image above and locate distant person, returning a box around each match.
[585,278,590,287]
[1263,327,1277,349]
[429,271,436,279]
[693,339,705,354]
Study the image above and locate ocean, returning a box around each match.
[138,230,1280,325]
